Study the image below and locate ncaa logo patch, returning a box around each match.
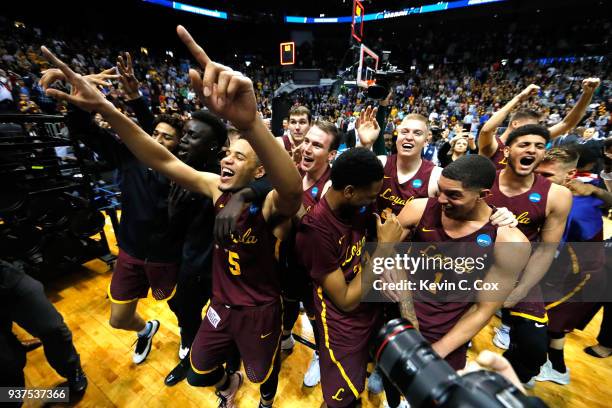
[311,186,319,198]
[412,179,423,188]
[476,234,492,247]
[529,193,541,203]
[249,204,259,214]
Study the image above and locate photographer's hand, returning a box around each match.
[460,350,526,394]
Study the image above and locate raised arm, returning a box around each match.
[40,46,219,198]
[117,52,155,134]
[503,183,572,307]
[478,84,540,157]
[176,25,302,218]
[355,105,380,149]
[548,78,601,138]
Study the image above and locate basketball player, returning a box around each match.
[486,124,573,387]
[40,67,184,365]
[395,155,530,371]
[478,79,601,169]
[40,25,302,408]
[277,105,311,161]
[280,120,341,388]
[357,106,518,394]
[534,147,610,385]
[296,147,404,408]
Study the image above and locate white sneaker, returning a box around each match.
[367,368,384,394]
[281,334,295,351]
[384,398,410,408]
[303,351,320,387]
[535,359,570,385]
[133,320,160,364]
[493,324,510,350]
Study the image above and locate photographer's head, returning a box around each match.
[438,155,496,219]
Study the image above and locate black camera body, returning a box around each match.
[366,50,405,100]
[373,318,548,408]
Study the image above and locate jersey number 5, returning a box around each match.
[229,251,241,275]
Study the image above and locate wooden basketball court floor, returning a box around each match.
[15,214,612,407]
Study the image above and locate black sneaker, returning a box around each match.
[68,367,88,394]
[165,357,189,386]
[133,320,160,364]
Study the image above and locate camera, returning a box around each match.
[373,318,548,408]
[366,51,405,100]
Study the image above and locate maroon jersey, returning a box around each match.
[377,155,435,216]
[412,198,497,345]
[281,135,293,155]
[487,171,551,242]
[301,166,331,212]
[296,197,379,351]
[211,193,280,306]
[489,136,508,170]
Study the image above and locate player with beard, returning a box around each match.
[486,124,572,388]
[277,105,311,162]
[394,155,529,374]
[40,67,184,365]
[39,26,302,408]
[533,147,610,385]
[296,147,405,408]
[479,79,601,170]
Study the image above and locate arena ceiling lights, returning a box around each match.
[141,0,505,23]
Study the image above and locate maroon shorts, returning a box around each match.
[547,301,598,333]
[510,285,547,322]
[313,292,380,408]
[190,299,282,383]
[317,339,369,407]
[108,249,179,303]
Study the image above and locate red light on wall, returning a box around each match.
[280,42,295,65]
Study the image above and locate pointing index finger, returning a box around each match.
[40,46,77,82]
[177,25,211,69]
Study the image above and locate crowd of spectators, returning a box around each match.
[0,15,610,149]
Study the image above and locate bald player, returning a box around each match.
[486,124,572,387]
[479,79,601,170]
[40,26,302,408]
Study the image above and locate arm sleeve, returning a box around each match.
[243,176,274,205]
[437,142,451,166]
[126,96,155,134]
[373,105,389,156]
